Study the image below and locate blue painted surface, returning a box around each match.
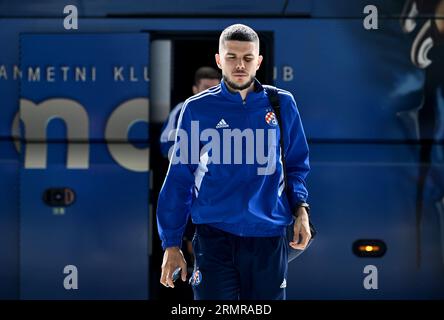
[0,141,19,299]
[0,0,442,299]
[18,34,150,299]
[288,144,444,299]
[19,156,149,299]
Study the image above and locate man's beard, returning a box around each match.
[223,74,255,91]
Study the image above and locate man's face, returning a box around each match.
[215,40,263,91]
[192,78,221,95]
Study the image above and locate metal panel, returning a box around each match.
[19,146,149,299]
[0,140,19,299]
[19,33,150,299]
[287,144,444,299]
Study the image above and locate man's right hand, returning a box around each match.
[160,246,187,288]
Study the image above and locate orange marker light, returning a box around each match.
[353,240,386,257]
[358,245,380,252]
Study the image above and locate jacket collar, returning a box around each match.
[220,77,265,104]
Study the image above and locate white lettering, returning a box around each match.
[63,265,78,290]
[363,265,378,289]
[363,5,379,30]
[63,5,79,30]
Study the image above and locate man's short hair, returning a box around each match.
[194,66,221,85]
[219,24,259,50]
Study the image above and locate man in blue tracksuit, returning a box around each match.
[160,67,221,159]
[157,24,311,300]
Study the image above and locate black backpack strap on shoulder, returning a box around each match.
[264,86,317,253]
[263,85,280,110]
[263,85,288,198]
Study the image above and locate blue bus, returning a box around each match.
[0,0,443,299]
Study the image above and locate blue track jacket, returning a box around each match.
[159,101,183,158]
[157,79,310,249]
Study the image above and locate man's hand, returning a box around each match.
[289,207,312,250]
[160,246,187,288]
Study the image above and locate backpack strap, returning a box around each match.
[263,85,288,197]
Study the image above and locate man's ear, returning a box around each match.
[256,55,263,70]
[215,53,222,69]
[192,85,198,95]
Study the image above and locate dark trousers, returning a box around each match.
[191,224,288,300]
